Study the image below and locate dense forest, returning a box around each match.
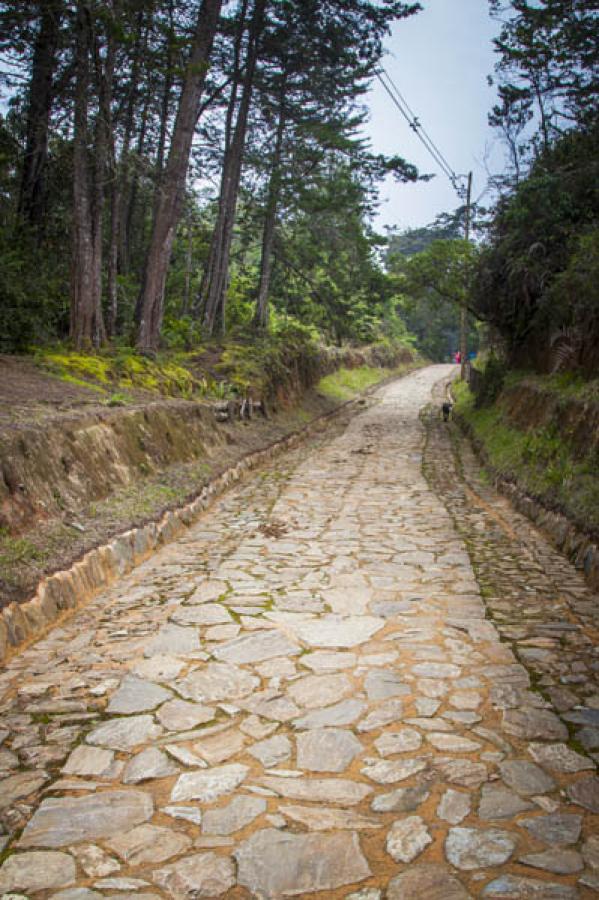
[0,0,597,375]
[0,0,422,354]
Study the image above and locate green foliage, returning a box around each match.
[454,378,599,535]
[317,365,391,400]
[472,123,599,374]
[387,233,480,362]
[473,353,506,408]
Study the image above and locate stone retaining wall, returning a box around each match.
[454,412,599,594]
[0,393,365,666]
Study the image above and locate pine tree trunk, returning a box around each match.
[202,0,266,336]
[254,82,286,329]
[18,0,62,233]
[136,0,223,353]
[70,3,95,349]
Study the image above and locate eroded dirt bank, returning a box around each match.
[0,364,597,898]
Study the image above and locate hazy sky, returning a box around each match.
[364,0,505,233]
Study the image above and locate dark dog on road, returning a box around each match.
[442,401,453,422]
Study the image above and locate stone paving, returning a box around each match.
[0,364,598,899]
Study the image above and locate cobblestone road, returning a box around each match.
[1,365,598,899]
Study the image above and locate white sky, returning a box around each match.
[364,0,506,232]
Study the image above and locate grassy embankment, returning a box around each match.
[453,372,599,536]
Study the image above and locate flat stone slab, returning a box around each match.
[131,655,185,681]
[374,728,422,756]
[235,828,371,896]
[528,741,594,772]
[361,758,427,784]
[152,852,235,899]
[19,791,154,848]
[293,699,366,730]
[386,815,432,862]
[364,670,409,701]
[413,662,461,678]
[371,783,431,813]
[287,673,352,709]
[212,629,301,664]
[248,735,292,768]
[193,727,245,765]
[122,747,179,784]
[300,651,357,671]
[478,785,534,819]
[202,796,266,835]
[86,715,163,751]
[438,789,471,824]
[170,605,231,626]
[435,758,488,788]
[170,763,249,802]
[71,843,120,877]
[502,708,568,741]
[279,805,380,831]
[296,728,363,772]
[445,827,517,870]
[0,851,76,893]
[156,699,215,731]
[387,864,472,899]
[498,760,556,795]
[426,733,481,752]
[519,813,582,846]
[357,699,404,732]
[292,615,385,648]
[62,745,115,777]
[482,875,577,898]
[258,776,372,805]
[107,675,172,714]
[567,775,599,812]
[0,770,48,809]
[174,662,258,703]
[107,823,191,865]
[144,624,200,657]
[518,849,583,875]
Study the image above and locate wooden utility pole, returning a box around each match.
[460,170,472,380]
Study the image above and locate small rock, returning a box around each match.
[374,729,421,756]
[437,789,471,824]
[202,796,266,835]
[481,874,577,897]
[371,783,430,813]
[296,728,362,772]
[567,775,599,812]
[478,785,534,819]
[498,760,555,796]
[248,734,292,768]
[386,816,432,863]
[528,741,594,773]
[520,813,582,846]
[0,851,76,893]
[152,852,235,899]
[387,863,472,899]
[122,747,179,784]
[107,823,191,866]
[170,764,249,803]
[445,826,516,870]
[71,844,120,878]
[361,758,427,784]
[518,849,583,875]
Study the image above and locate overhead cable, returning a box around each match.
[375,65,466,197]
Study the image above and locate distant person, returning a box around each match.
[442,401,453,422]
[454,351,461,364]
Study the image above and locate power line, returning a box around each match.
[380,68,458,184]
[375,65,467,198]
